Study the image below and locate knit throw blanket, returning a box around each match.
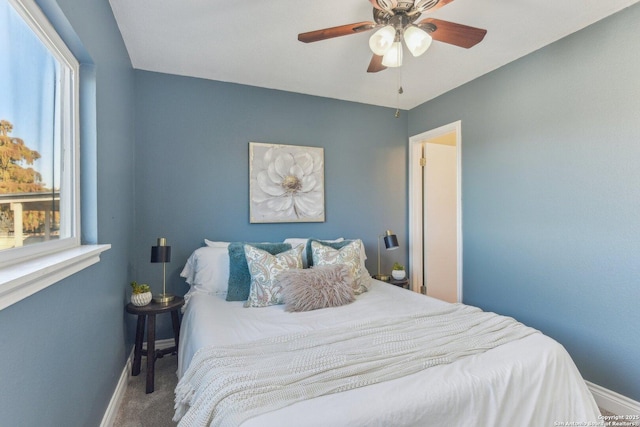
[174,304,537,427]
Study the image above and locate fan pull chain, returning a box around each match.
[395,64,403,118]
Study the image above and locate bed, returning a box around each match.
[174,238,600,427]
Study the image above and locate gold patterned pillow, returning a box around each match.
[244,244,303,307]
[310,240,369,294]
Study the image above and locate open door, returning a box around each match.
[408,121,462,303]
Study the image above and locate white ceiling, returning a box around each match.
[109,0,638,110]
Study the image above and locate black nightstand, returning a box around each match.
[126,296,184,393]
[389,278,410,289]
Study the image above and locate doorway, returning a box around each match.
[408,121,462,303]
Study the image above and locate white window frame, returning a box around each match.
[0,0,109,310]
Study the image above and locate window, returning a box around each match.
[0,0,109,310]
[0,0,79,267]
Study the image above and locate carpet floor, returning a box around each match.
[113,355,178,427]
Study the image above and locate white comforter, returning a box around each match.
[177,280,600,427]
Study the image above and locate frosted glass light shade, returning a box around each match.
[404,25,432,57]
[381,41,403,67]
[369,25,395,55]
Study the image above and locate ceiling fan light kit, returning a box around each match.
[298,0,487,73]
[403,25,432,57]
[382,41,403,67]
[369,25,396,55]
[369,24,431,67]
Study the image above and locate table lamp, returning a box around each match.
[151,237,174,303]
[374,230,399,281]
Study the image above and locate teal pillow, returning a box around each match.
[305,238,353,268]
[226,242,292,301]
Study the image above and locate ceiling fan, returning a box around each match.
[298,0,487,72]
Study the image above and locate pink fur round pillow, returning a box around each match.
[276,264,355,312]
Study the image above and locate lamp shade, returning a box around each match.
[369,25,395,56]
[383,230,399,249]
[403,25,432,57]
[381,41,403,67]
[150,237,171,263]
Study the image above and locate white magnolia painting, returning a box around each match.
[249,142,325,223]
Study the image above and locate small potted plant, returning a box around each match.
[130,281,152,306]
[391,262,406,280]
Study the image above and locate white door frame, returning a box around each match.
[408,120,463,302]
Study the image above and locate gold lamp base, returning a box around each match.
[152,293,175,304]
[373,274,391,282]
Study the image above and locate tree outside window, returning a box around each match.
[0,119,60,248]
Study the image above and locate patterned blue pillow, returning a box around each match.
[310,240,370,295]
[305,238,353,268]
[226,242,292,301]
[243,244,303,307]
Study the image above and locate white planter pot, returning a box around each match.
[392,270,406,280]
[131,291,152,306]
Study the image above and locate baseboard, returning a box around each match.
[587,381,640,416]
[100,339,176,427]
[100,349,133,427]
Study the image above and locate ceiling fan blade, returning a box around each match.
[367,54,387,73]
[419,18,487,48]
[298,21,377,43]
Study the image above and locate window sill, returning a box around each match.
[0,244,111,311]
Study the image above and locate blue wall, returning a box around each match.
[0,0,135,425]
[1,1,637,424]
[409,3,640,401]
[132,72,409,313]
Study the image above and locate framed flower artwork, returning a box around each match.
[249,142,325,223]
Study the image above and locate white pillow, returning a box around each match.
[204,239,231,248]
[180,243,230,295]
[283,237,344,268]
